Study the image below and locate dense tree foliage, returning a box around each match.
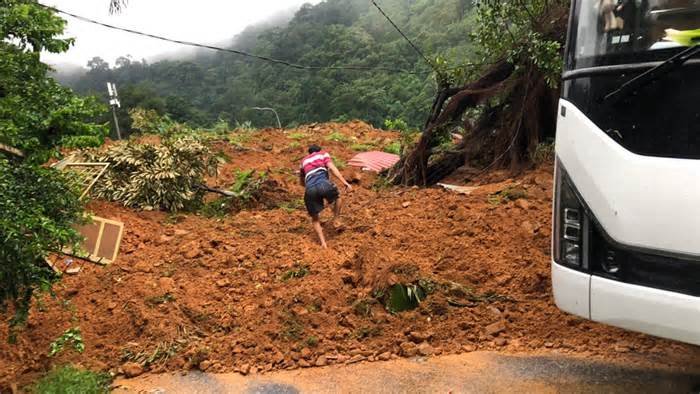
[0,0,106,339]
[391,0,568,185]
[62,0,479,135]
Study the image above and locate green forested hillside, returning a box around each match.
[64,0,476,135]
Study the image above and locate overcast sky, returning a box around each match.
[40,0,321,69]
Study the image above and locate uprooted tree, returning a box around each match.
[390,0,569,186]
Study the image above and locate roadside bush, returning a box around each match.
[384,118,409,133]
[199,170,270,217]
[383,141,401,155]
[0,159,84,341]
[30,365,111,394]
[85,137,219,212]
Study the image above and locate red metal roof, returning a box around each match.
[348,151,400,172]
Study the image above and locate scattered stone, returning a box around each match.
[400,342,418,357]
[614,344,630,353]
[409,331,432,343]
[158,277,175,293]
[417,343,435,356]
[239,364,251,375]
[520,221,535,235]
[298,359,311,368]
[158,235,174,245]
[462,344,476,352]
[184,247,202,259]
[216,279,230,288]
[315,356,328,367]
[494,338,508,347]
[300,347,312,359]
[336,354,351,362]
[378,352,392,361]
[107,302,118,311]
[515,199,530,210]
[486,306,503,319]
[199,360,211,371]
[544,342,554,348]
[485,320,506,336]
[122,362,144,378]
[174,229,189,236]
[250,366,258,375]
[346,355,366,364]
[134,261,152,273]
[402,202,411,208]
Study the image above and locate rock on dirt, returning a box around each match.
[134,261,152,273]
[378,352,392,361]
[216,279,231,288]
[158,277,175,293]
[298,359,311,368]
[485,320,507,336]
[122,362,144,378]
[346,355,366,364]
[400,342,419,357]
[315,355,328,367]
[409,331,433,343]
[515,199,530,210]
[417,343,435,356]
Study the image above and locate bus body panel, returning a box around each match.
[552,261,591,319]
[591,275,700,345]
[556,99,700,257]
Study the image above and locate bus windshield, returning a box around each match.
[573,0,700,66]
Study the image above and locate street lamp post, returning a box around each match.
[252,107,282,129]
[106,82,122,140]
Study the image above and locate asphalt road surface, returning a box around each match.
[114,351,700,393]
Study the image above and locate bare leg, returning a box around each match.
[312,215,327,248]
[332,197,342,219]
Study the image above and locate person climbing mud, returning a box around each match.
[299,145,352,248]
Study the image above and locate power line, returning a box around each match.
[39,4,426,75]
[369,0,438,75]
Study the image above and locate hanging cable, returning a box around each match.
[39,4,427,75]
[369,0,439,75]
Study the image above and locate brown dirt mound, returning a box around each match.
[1,122,699,389]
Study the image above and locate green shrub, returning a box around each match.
[383,141,401,155]
[288,132,307,141]
[234,121,256,132]
[49,327,84,357]
[210,118,231,134]
[0,159,85,341]
[384,118,409,132]
[281,265,310,281]
[325,130,349,143]
[199,170,269,217]
[30,365,111,394]
[532,141,555,164]
[85,137,220,212]
[351,143,374,152]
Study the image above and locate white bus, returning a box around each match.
[551,0,700,345]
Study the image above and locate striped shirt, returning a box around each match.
[301,151,331,188]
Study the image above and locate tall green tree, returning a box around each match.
[0,0,107,340]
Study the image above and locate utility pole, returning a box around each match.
[107,82,122,140]
[252,107,282,129]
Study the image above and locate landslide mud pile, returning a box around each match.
[1,122,698,388]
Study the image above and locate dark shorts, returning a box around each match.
[304,181,339,217]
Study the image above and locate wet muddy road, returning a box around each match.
[115,351,700,393]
